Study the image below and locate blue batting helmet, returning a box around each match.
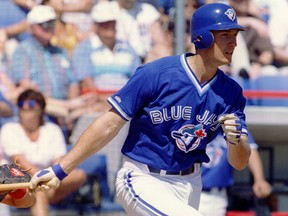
[190,3,245,50]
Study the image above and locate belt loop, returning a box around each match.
[160,170,166,176]
[195,163,201,171]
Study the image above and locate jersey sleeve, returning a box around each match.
[108,65,153,121]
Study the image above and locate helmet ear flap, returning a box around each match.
[192,30,214,50]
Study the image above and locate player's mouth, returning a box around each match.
[224,50,234,57]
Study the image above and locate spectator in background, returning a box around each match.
[48,0,96,56]
[0,87,38,216]
[166,0,203,55]
[138,0,176,31]
[9,5,80,136]
[0,89,87,216]
[48,0,95,14]
[198,131,272,216]
[112,0,172,63]
[0,92,14,128]
[0,0,31,69]
[267,0,288,73]
[71,1,142,113]
[228,0,275,79]
[9,5,78,100]
[0,154,36,216]
[0,92,13,120]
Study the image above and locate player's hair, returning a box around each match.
[190,3,245,50]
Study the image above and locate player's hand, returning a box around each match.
[218,113,242,145]
[30,164,67,191]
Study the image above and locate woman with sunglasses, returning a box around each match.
[0,89,87,216]
[0,93,35,216]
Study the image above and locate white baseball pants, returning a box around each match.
[115,156,204,216]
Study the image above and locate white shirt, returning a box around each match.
[268,2,288,51]
[111,1,160,58]
[0,122,67,169]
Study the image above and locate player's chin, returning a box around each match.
[219,58,231,65]
[224,53,233,63]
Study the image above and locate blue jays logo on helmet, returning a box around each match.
[171,124,207,153]
[225,8,236,21]
[190,3,245,50]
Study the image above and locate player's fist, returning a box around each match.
[30,164,67,190]
[218,113,242,145]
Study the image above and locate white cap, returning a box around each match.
[27,5,57,24]
[91,2,118,23]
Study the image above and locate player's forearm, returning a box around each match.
[60,109,126,174]
[227,135,251,170]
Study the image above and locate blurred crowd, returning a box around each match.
[0,0,287,215]
[1,0,288,137]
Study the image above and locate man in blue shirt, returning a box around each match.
[72,1,141,112]
[30,3,251,215]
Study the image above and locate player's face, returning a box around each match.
[211,29,239,64]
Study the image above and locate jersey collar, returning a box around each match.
[180,53,218,96]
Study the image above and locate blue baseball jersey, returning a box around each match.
[108,53,248,171]
[202,131,257,189]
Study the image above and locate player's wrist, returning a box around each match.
[224,134,241,145]
[51,163,67,180]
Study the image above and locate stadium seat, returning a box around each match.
[249,75,288,106]
[231,75,251,90]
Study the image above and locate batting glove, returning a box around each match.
[218,113,242,145]
[30,164,67,191]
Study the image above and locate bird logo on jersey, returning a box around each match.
[171,124,207,153]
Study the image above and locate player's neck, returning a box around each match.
[187,54,218,84]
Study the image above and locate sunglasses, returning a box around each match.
[39,20,56,29]
[18,100,37,109]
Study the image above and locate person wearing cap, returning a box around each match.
[9,5,79,101]
[8,5,81,138]
[111,0,172,63]
[29,3,251,215]
[71,1,142,113]
[49,0,95,55]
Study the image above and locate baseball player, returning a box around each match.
[198,131,272,216]
[30,3,251,215]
